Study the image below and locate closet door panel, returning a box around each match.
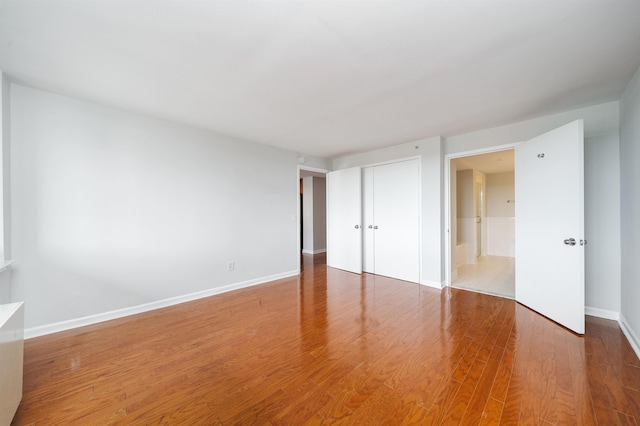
[326,167,362,274]
[362,167,375,274]
[373,160,420,283]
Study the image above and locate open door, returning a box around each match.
[515,120,585,334]
[326,167,362,274]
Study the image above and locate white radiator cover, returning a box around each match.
[0,302,24,426]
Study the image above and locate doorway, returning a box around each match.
[298,167,328,269]
[449,149,515,298]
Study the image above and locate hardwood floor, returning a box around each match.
[13,254,640,425]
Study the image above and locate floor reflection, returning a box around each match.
[299,253,328,356]
[299,253,378,363]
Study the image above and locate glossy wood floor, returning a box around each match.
[13,254,640,425]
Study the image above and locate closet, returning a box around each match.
[326,158,420,283]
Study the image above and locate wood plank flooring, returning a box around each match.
[12,254,640,425]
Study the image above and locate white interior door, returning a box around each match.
[326,167,362,274]
[515,120,585,334]
[372,160,420,283]
[362,167,375,273]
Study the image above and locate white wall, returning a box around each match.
[333,136,443,288]
[301,176,326,254]
[445,101,621,315]
[9,84,330,331]
[485,172,515,257]
[456,169,475,263]
[620,65,640,353]
[449,160,457,276]
[456,170,474,219]
[445,102,619,155]
[584,132,621,315]
[0,72,11,304]
[1,72,9,260]
[302,176,314,254]
[312,177,326,252]
[486,172,515,218]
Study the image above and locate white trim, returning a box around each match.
[0,260,13,273]
[301,248,326,255]
[353,155,423,170]
[420,279,444,289]
[619,314,640,361]
[585,306,619,320]
[444,144,518,288]
[25,270,299,339]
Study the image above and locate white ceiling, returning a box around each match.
[455,149,514,175]
[1,1,639,159]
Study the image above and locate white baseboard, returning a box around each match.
[619,314,640,361]
[420,279,444,289]
[25,270,299,339]
[585,306,620,321]
[301,248,327,255]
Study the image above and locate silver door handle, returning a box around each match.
[354,225,360,229]
[368,225,373,229]
[374,226,379,230]
[564,238,576,246]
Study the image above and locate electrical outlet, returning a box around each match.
[227,261,234,271]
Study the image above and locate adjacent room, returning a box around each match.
[451,150,515,298]
[1,1,640,424]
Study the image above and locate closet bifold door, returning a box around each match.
[326,167,362,274]
[364,159,420,283]
[362,166,375,274]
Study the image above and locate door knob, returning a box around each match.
[354,225,360,229]
[368,225,373,229]
[374,226,379,230]
[564,238,576,246]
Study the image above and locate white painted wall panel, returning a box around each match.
[486,217,515,257]
[312,177,326,252]
[584,132,620,314]
[302,176,314,254]
[9,84,331,330]
[0,73,9,260]
[456,218,476,264]
[620,64,640,353]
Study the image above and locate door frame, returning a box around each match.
[296,165,329,274]
[444,143,518,287]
